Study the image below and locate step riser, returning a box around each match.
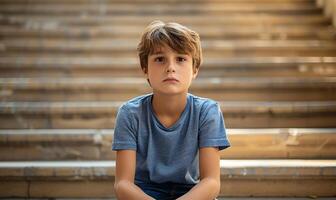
[1,20,330,27]
[0,16,331,26]
[1,113,335,129]
[0,0,317,4]
[0,146,108,161]
[1,64,336,78]
[1,132,335,160]
[1,34,335,41]
[0,4,322,15]
[1,179,335,198]
[2,89,336,101]
[220,179,336,197]
[0,4,321,10]
[0,10,322,16]
[0,158,335,198]
[0,180,115,198]
[1,27,335,40]
[2,53,336,59]
[5,3,319,6]
[3,49,336,57]
[3,44,336,54]
[2,143,336,160]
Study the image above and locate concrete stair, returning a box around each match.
[0,1,321,16]
[0,0,335,198]
[0,128,336,161]
[2,150,335,197]
[0,14,331,27]
[0,4,323,16]
[0,56,335,78]
[0,160,336,198]
[1,24,335,40]
[1,101,336,129]
[1,39,336,56]
[1,77,335,101]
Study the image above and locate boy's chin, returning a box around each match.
[152,89,188,96]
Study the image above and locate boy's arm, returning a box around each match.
[114,150,154,200]
[177,147,221,200]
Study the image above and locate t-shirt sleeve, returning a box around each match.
[112,105,137,151]
[199,101,230,151]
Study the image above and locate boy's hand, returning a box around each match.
[177,147,220,200]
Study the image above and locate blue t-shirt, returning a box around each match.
[112,93,230,185]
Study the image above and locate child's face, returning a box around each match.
[146,44,198,95]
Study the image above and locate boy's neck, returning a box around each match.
[151,92,188,118]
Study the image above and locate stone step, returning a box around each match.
[0,0,316,4]
[0,101,335,129]
[0,15,330,27]
[0,159,335,197]
[1,39,336,56]
[0,198,333,200]
[0,128,335,160]
[1,56,335,78]
[1,25,335,40]
[2,38,335,50]
[1,198,335,200]
[1,77,336,101]
[0,4,321,15]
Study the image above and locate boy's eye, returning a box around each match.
[177,57,187,62]
[154,57,164,62]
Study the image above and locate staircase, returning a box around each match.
[0,0,336,198]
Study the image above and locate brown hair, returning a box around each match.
[137,20,202,73]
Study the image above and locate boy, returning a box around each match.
[112,20,230,200]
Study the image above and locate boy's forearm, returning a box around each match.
[114,180,154,200]
[177,178,220,200]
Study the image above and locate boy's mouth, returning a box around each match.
[163,77,179,82]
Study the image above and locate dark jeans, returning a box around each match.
[135,181,195,200]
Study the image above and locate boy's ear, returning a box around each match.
[142,67,148,75]
[142,68,152,87]
[142,68,150,81]
[192,67,199,79]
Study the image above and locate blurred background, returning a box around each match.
[0,0,335,199]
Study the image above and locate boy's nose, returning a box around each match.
[166,60,176,73]
[166,67,176,73]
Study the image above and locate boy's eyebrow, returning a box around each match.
[150,51,189,56]
[150,50,164,55]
